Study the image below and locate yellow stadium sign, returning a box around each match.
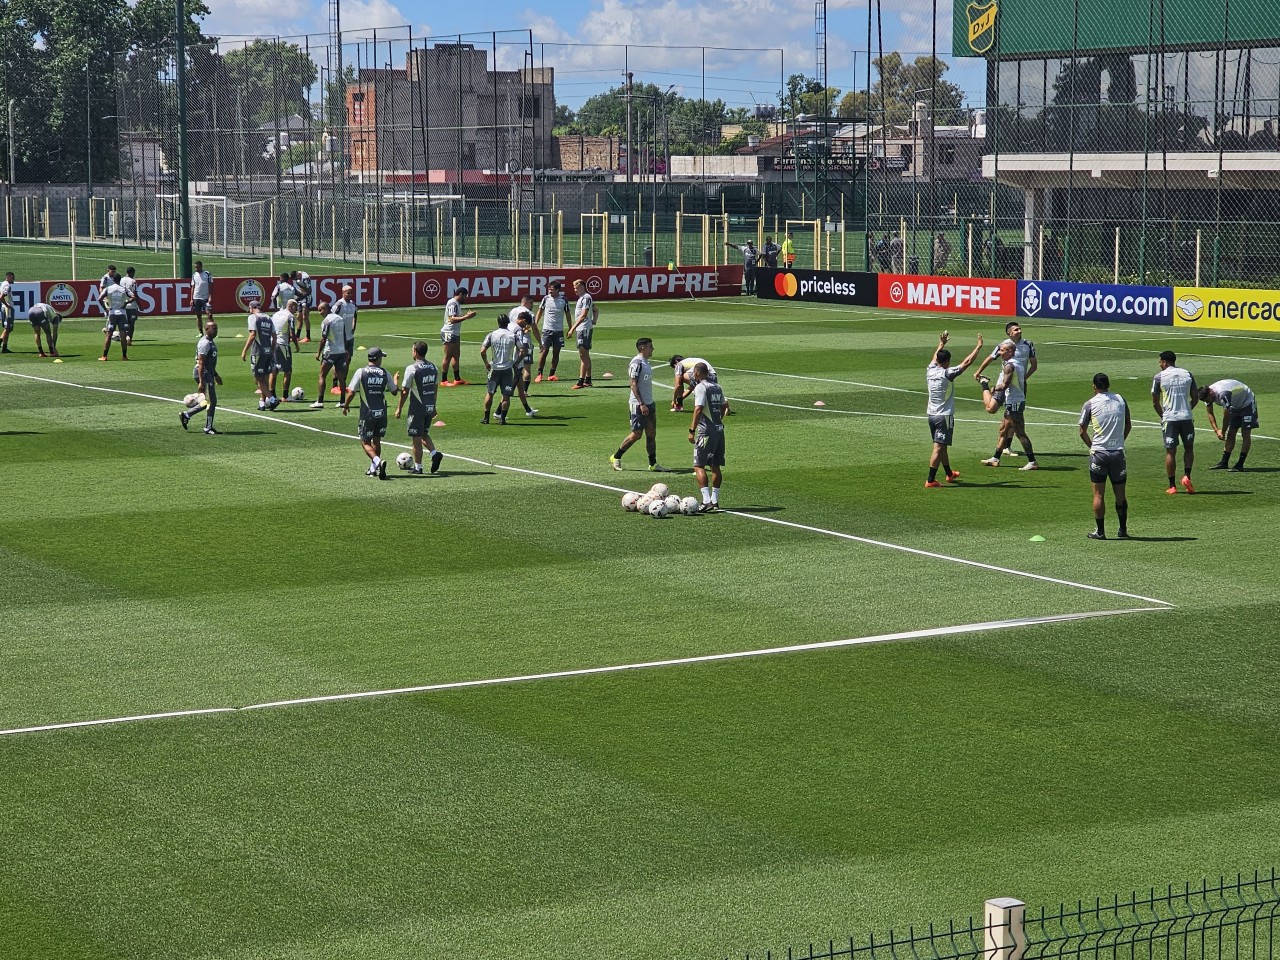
[1173,286,1280,330]
[967,1,998,54]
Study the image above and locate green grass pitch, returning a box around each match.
[1,292,1278,960]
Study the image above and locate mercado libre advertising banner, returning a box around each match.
[878,274,1016,317]
[1172,286,1280,331]
[754,268,879,307]
[39,266,741,318]
[1016,280,1172,325]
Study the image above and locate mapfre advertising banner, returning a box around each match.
[754,267,879,306]
[1173,286,1280,331]
[878,274,1016,316]
[41,266,741,318]
[1016,279,1172,325]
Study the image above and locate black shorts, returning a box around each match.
[487,367,516,397]
[1002,402,1026,428]
[274,348,293,375]
[359,411,388,441]
[1162,420,1194,450]
[576,329,593,350]
[193,298,209,315]
[541,330,565,350]
[251,349,274,377]
[928,414,955,446]
[629,404,657,433]
[106,311,128,331]
[693,427,726,468]
[1089,449,1127,484]
[406,411,434,437]
[1226,404,1260,431]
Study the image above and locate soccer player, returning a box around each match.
[533,279,568,382]
[441,286,476,386]
[479,314,518,425]
[333,284,359,395]
[395,339,445,475]
[1151,350,1198,493]
[688,362,728,510]
[270,272,295,314]
[240,301,279,410]
[975,320,1037,457]
[1079,372,1131,540]
[190,260,212,333]
[312,300,351,409]
[181,320,223,435]
[567,277,597,389]
[925,330,984,488]
[121,267,139,345]
[1200,379,1259,472]
[669,354,718,412]
[27,302,61,358]
[508,294,535,328]
[269,298,300,400]
[509,312,539,417]
[291,269,313,341]
[761,236,780,268]
[610,337,666,472]
[979,341,1038,470]
[343,345,401,479]
[723,238,758,295]
[0,271,13,353]
[99,276,132,361]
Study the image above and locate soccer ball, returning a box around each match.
[182,392,205,407]
[396,452,414,470]
[649,482,670,499]
[622,492,640,511]
[663,495,682,513]
[680,496,700,515]
[648,498,670,518]
[290,387,305,401]
[636,494,654,512]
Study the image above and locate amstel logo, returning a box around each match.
[235,279,265,312]
[773,273,798,297]
[46,282,78,314]
[967,0,998,54]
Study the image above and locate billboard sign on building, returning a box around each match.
[755,268,879,306]
[1016,280,1172,324]
[1173,286,1280,331]
[879,274,1015,316]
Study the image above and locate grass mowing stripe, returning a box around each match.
[0,608,1166,737]
[0,367,1174,608]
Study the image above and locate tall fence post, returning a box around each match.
[985,897,1026,960]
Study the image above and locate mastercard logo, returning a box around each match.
[773,273,798,297]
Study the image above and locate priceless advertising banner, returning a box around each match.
[1172,286,1280,331]
[754,267,879,306]
[40,266,738,318]
[1016,280,1172,325]
[878,274,1015,316]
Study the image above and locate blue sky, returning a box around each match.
[200,0,986,110]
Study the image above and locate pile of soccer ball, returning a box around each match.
[621,482,700,518]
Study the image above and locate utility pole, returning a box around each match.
[175,0,193,278]
[625,70,633,185]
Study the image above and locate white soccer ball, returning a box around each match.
[396,452,414,470]
[622,492,640,511]
[182,392,205,407]
[663,495,682,513]
[290,386,305,401]
[680,496,700,515]
[636,494,654,512]
[648,497,670,518]
[649,482,670,499]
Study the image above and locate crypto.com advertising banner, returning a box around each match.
[878,274,1016,317]
[40,266,741,317]
[1016,279,1172,325]
[1172,286,1280,331]
[754,267,879,307]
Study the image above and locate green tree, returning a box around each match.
[221,39,317,129]
[863,53,966,124]
[780,73,841,118]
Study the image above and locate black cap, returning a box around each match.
[367,346,385,360]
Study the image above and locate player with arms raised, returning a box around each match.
[924,330,983,488]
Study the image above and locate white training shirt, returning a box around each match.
[335,297,358,330]
[271,308,294,351]
[1079,391,1129,452]
[998,357,1027,406]
[481,326,517,370]
[628,353,654,409]
[675,357,716,384]
[442,297,466,335]
[120,275,138,308]
[320,312,350,355]
[926,362,967,417]
[574,292,596,334]
[102,283,129,313]
[539,293,567,333]
[1208,379,1255,413]
[191,270,212,301]
[1152,365,1197,422]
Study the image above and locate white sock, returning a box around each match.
[710,489,719,504]
[701,486,711,503]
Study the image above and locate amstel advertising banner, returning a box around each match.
[40,266,741,318]
[878,274,1016,316]
[1172,286,1280,331]
[754,267,879,306]
[1016,279,1172,325]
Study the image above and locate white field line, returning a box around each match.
[0,607,1166,738]
[1044,339,1280,366]
[0,368,1176,608]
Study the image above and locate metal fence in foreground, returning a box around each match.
[736,870,1280,960]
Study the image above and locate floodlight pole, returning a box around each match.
[174,0,193,278]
